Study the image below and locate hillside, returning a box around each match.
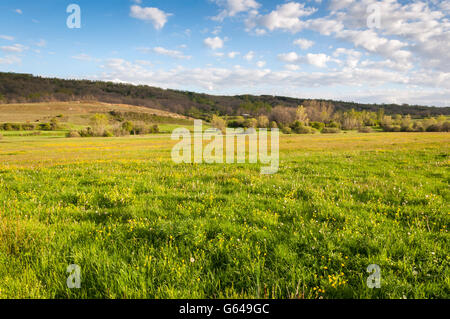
[0,72,449,119]
[0,101,191,124]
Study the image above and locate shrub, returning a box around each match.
[426,124,442,132]
[2,123,22,131]
[322,127,341,134]
[358,127,373,133]
[327,121,341,128]
[38,123,52,131]
[122,121,134,133]
[443,122,450,132]
[1,123,12,131]
[151,124,159,133]
[21,123,36,131]
[281,126,292,134]
[257,115,269,128]
[103,130,114,137]
[244,118,258,129]
[79,127,94,137]
[66,130,81,138]
[50,118,60,130]
[211,115,227,133]
[310,121,325,131]
[290,121,316,134]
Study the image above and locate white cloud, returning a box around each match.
[0,35,14,41]
[71,53,96,62]
[0,55,21,65]
[254,2,317,33]
[204,37,224,50]
[243,51,255,61]
[213,0,261,21]
[152,47,191,59]
[293,38,314,50]
[36,39,47,47]
[278,52,330,68]
[256,60,266,68]
[1,44,27,53]
[305,53,330,68]
[278,52,300,63]
[15,9,22,14]
[94,57,450,106]
[228,51,240,58]
[130,5,172,30]
[284,64,300,71]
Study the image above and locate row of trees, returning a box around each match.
[67,114,160,138]
[211,102,450,134]
[0,118,60,131]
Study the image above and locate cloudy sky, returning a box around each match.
[0,0,449,106]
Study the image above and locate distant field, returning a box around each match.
[0,132,448,298]
[0,101,191,123]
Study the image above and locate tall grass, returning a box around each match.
[0,133,448,298]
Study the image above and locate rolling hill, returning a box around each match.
[1,72,449,119]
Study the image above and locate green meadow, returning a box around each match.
[0,131,448,298]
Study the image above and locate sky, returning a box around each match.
[0,0,449,106]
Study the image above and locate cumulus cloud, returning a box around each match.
[130,5,172,30]
[293,38,314,50]
[243,51,255,61]
[252,2,317,33]
[204,37,224,50]
[92,57,449,106]
[256,60,266,68]
[213,0,261,21]
[278,52,330,68]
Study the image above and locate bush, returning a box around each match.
[290,121,316,134]
[322,127,341,134]
[21,123,36,131]
[426,124,442,132]
[122,121,134,133]
[151,124,159,133]
[38,123,52,131]
[79,127,94,137]
[310,122,325,131]
[327,121,341,128]
[103,130,114,137]
[1,123,22,131]
[358,127,373,133]
[281,126,292,134]
[66,130,81,138]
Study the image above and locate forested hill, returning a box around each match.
[0,72,448,118]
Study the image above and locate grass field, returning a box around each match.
[0,131,448,299]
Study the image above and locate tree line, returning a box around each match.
[1,72,449,119]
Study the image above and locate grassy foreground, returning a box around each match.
[0,132,448,298]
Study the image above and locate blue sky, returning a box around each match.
[0,0,449,106]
